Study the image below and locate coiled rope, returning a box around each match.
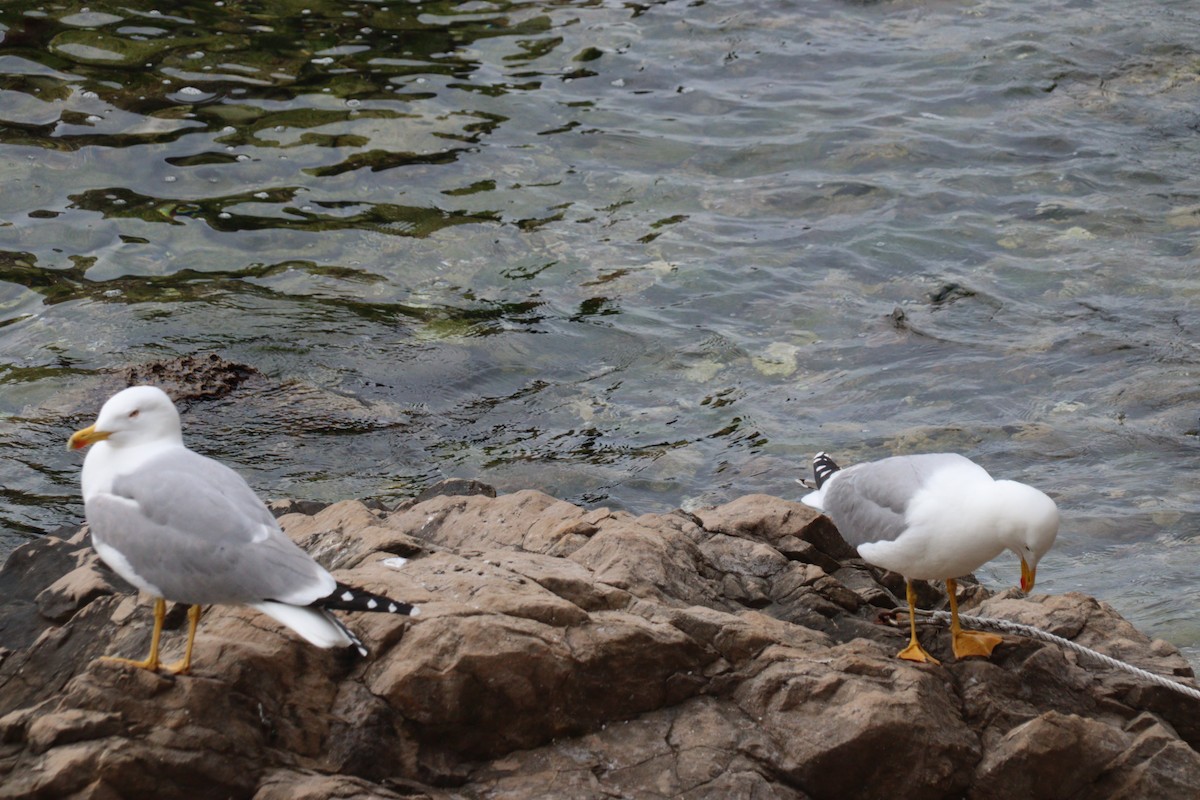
[901,608,1200,702]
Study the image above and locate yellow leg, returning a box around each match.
[101,596,166,671]
[897,580,939,664]
[948,578,1003,659]
[164,604,203,675]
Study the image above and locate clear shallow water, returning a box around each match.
[0,0,1198,665]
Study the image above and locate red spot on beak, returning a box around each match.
[1020,558,1035,593]
[68,425,109,451]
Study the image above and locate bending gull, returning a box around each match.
[69,385,417,674]
[802,452,1059,664]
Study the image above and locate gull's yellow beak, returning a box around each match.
[1020,557,1036,593]
[68,424,110,451]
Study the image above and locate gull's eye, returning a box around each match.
[128,409,140,419]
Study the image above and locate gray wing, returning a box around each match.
[86,448,334,606]
[822,453,985,548]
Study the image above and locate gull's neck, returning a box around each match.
[81,438,185,500]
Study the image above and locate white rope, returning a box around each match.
[907,608,1200,702]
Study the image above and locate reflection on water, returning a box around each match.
[1,0,1199,665]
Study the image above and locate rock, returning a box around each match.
[118,353,260,403]
[46,355,414,464]
[973,709,1200,800]
[972,711,1130,799]
[738,639,981,800]
[693,493,855,561]
[568,512,723,607]
[1,489,1199,799]
[35,564,116,624]
[1096,716,1200,798]
[25,709,124,756]
[467,696,804,800]
[0,536,86,652]
[254,771,419,800]
[411,478,497,504]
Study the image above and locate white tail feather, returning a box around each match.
[249,601,356,650]
[801,487,826,511]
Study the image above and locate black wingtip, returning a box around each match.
[813,451,841,489]
[322,611,369,658]
[318,582,418,617]
[318,583,418,659]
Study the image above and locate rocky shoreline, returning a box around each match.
[2,482,1199,799]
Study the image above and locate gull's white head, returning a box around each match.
[994,480,1060,593]
[68,385,183,452]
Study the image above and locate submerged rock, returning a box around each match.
[1,487,1198,799]
[118,353,261,403]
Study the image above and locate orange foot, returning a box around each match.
[898,640,941,665]
[163,658,192,675]
[952,629,1004,660]
[99,654,161,672]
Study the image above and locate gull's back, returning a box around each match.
[819,453,990,549]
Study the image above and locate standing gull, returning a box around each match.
[69,385,418,674]
[802,452,1059,663]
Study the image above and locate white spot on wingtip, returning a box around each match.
[340,590,354,601]
[366,598,378,609]
[382,556,409,569]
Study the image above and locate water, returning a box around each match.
[1,0,1198,666]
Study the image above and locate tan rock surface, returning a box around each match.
[2,484,1198,799]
